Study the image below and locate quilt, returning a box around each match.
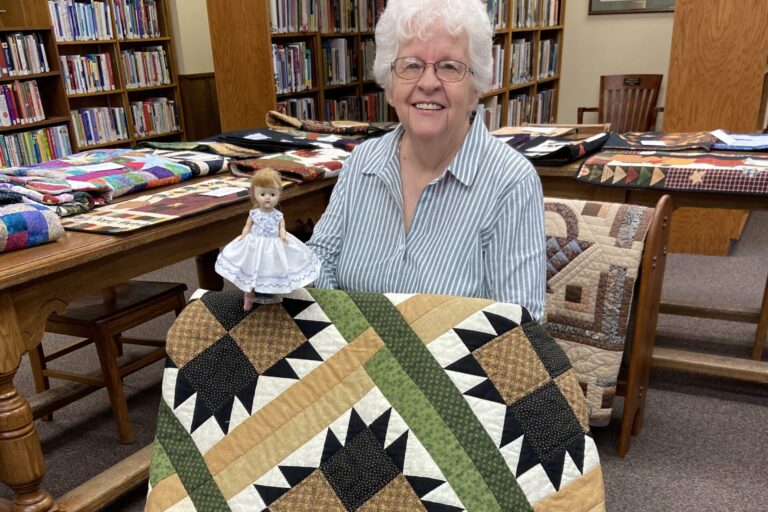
[602,131,717,151]
[230,147,350,182]
[543,198,653,426]
[575,151,768,196]
[59,177,255,234]
[146,289,605,511]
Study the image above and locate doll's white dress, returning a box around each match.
[215,209,320,294]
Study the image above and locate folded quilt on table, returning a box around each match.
[136,141,265,159]
[602,131,717,151]
[575,150,768,195]
[0,202,64,252]
[146,289,604,512]
[543,198,653,426]
[133,148,228,176]
[1,149,195,216]
[230,147,350,182]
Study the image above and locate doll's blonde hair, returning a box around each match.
[250,167,282,205]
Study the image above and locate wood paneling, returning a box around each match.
[668,207,749,256]
[206,0,275,131]
[664,0,768,132]
[179,73,221,140]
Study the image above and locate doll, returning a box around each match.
[215,168,320,310]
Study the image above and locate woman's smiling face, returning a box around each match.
[387,26,477,145]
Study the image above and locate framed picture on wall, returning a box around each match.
[589,0,675,14]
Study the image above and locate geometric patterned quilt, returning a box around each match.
[146,289,605,511]
[544,198,653,427]
[574,150,768,196]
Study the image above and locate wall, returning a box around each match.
[167,0,214,74]
[557,0,674,126]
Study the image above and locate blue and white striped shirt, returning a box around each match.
[307,117,546,320]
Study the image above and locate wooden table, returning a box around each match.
[0,178,335,511]
[536,162,768,385]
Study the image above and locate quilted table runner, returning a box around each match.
[59,177,255,234]
[602,131,717,151]
[575,150,768,196]
[543,198,653,426]
[146,289,605,511]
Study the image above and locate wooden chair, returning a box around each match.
[29,280,188,444]
[544,194,672,457]
[577,74,663,133]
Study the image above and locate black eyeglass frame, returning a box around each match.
[390,57,474,83]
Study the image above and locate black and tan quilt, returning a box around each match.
[146,289,605,511]
[543,198,653,426]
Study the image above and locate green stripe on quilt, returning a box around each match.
[350,292,532,512]
[366,346,500,511]
[149,437,176,487]
[156,400,230,511]
[308,287,369,341]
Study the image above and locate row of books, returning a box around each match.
[538,39,559,79]
[114,0,161,39]
[121,46,171,89]
[272,42,313,94]
[510,38,533,84]
[0,80,46,127]
[130,97,178,137]
[507,89,555,125]
[486,0,508,30]
[0,125,72,167]
[70,106,128,147]
[276,97,315,120]
[361,91,389,122]
[512,0,538,28]
[481,95,503,131]
[541,0,562,27]
[60,53,116,95]
[322,38,357,86]
[325,95,361,121]
[0,33,50,78]
[361,39,375,82]
[490,44,505,91]
[48,0,114,42]
[268,0,387,33]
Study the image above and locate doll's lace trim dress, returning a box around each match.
[215,209,320,293]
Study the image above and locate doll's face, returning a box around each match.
[254,187,280,209]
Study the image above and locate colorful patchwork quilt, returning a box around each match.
[0,202,64,253]
[543,198,653,426]
[133,149,228,177]
[575,151,768,196]
[230,148,350,182]
[146,289,605,511]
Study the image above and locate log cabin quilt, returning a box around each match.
[543,198,653,426]
[146,289,605,512]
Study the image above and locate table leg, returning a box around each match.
[751,275,768,361]
[195,249,223,291]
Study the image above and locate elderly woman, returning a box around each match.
[308,0,546,320]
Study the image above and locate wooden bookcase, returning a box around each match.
[0,0,184,156]
[481,0,566,130]
[208,0,566,130]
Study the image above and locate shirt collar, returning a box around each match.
[363,106,490,188]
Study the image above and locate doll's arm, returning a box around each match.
[239,216,253,240]
[279,218,288,244]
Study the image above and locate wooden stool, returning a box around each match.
[29,280,187,444]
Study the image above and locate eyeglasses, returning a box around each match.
[391,57,473,83]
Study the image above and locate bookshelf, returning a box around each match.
[0,1,73,166]
[207,0,565,129]
[0,0,184,157]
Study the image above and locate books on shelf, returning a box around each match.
[361,39,375,82]
[359,0,386,32]
[513,0,538,28]
[0,125,72,167]
[541,0,561,27]
[491,43,505,90]
[322,38,356,86]
[508,93,532,126]
[121,46,171,88]
[130,97,178,137]
[114,0,161,39]
[269,0,318,33]
[317,0,359,33]
[60,53,116,94]
[272,42,313,94]
[510,38,532,84]
[537,39,558,79]
[0,80,46,127]
[70,106,128,147]
[481,95,502,131]
[486,0,508,30]
[276,97,315,120]
[325,95,360,121]
[0,33,50,78]
[48,0,114,42]
[361,90,389,122]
